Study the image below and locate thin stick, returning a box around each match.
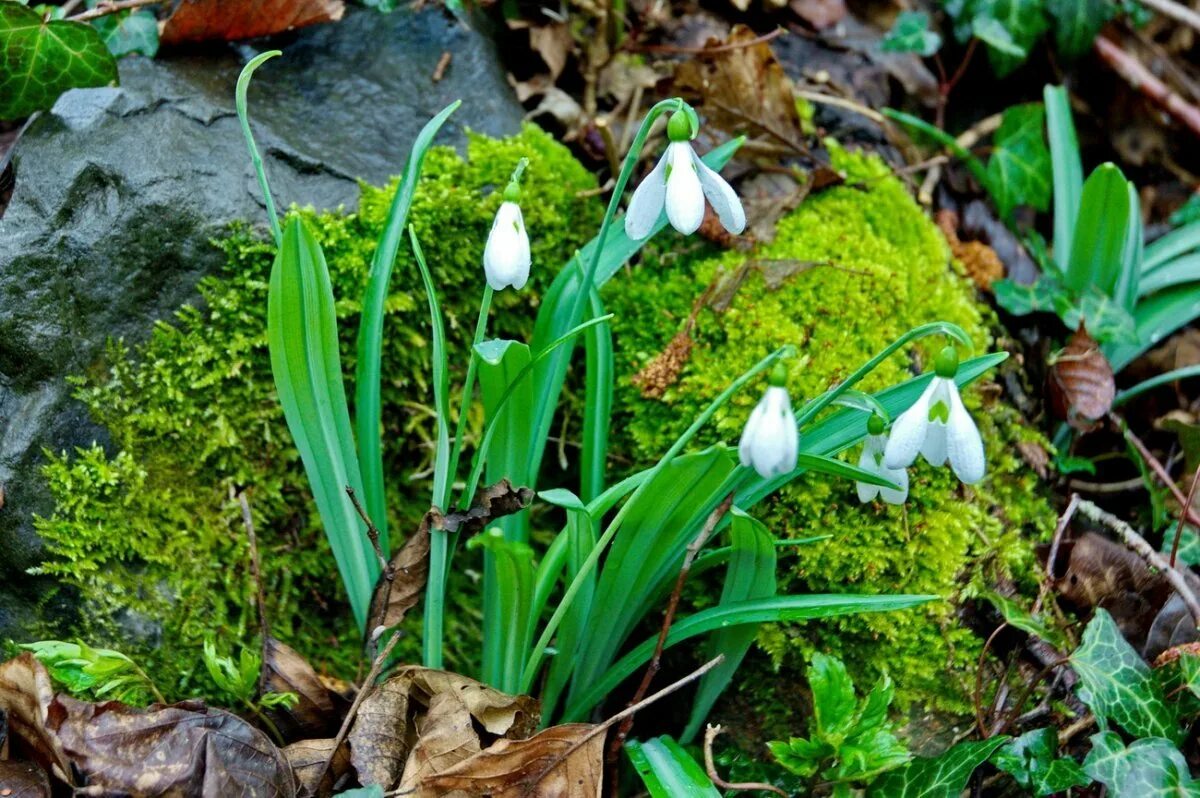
[1094,35,1200,138]
[918,111,1003,206]
[605,493,736,780]
[69,0,161,21]
[703,725,788,797]
[1077,498,1200,625]
[311,630,403,795]
[794,89,887,126]
[347,486,391,573]
[524,655,725,795]
[237,489,272,694]
[1118,419,1200,528]
[626,27,785,56]
[1169,463,1200,568]
[1136,0,1200,33]
[1034,493,1080,614]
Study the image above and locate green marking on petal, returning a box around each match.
[928,401,950,423]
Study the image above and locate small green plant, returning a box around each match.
[21,639,165,705]
[201,638,297,740]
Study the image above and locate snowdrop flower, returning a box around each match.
[739,365,799,479]
[483,180,531,291]
[624,111,746,240]
[856,415,909,505]
[884,346,986,485]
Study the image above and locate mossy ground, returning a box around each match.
[32,128,1052,729]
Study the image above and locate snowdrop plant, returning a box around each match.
[856,414,909,505]
[625,111,746,239]
[482,159,531,291]
[739,364,799,479]
[885,345,987,484]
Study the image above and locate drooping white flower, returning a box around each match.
[483,187,531,291]
[856,433,909,505]
[739,368,798,479]
[624,112,746,240]
[883,346,985,485]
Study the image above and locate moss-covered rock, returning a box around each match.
[601,143,1053,720]
[33,125,601,697]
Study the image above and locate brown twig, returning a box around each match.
[68,0,162,22]
[990,657,1073,738]
[347,486,392,574]
[1117,419,1200,528]
[918,112,1003,206]
[431,51,452,83]
[1169,463,1200,568]
[1136,0,1200,32]
[1094,35,1200,138]
[1034,493,1080,614]
[624,27,785,56]
[605,493,736,786]
[311,630,403,796]
[703,725,789,796]
[523,655,725,796]
[1076,498,1200,626]
[236,489,272,694]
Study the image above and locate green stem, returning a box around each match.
[519,345,793,694]
[234,51,283,247]
[443,286,494,509]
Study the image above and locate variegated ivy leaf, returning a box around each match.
[881,11,943,57]
[993,728,1089,796]
[866,737,1008,797]
[1071,609,1183,744]
[983,591,1068,650]
[1083,731,1199,796]
[986,103,1051,219]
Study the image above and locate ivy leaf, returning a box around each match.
[992,274,1062,317]
[866,737,1009,797]
[982,592,1068,650]
[0,2,117,119]
[986,103,1051,218]
[1060,286,1140,345]
[1046,0,1112,58]
[969,0,1048,75]
[1083,731,1199,796]
[1071,609,1183,744]
[993,728,1089,796]
[882,11,943,57]
[91,10,158,58]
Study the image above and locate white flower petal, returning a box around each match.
[624,150,669,240]
[946,385,986,484]
[664,142,705,235]
[738,399,768,468]
[921,424,948,467]
[884,381,936,469]
[741,386,798,478]
[856,444,881,503]
[879,465,909,505]
[483,202,531,291]
[692,149,745,235]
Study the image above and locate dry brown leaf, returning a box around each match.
[633,329,694,399]
[415,723,603,797]
[284,737,349,795]
[530,24,574,81]
[790,0,847,29]
[398,691,483,790]
[936,209,1005,291]
[1047,325,1115,431]
[0,655,70,783]
[159,0,344,45]
[673,25,804,150]
[262,637,336,739]
[1016,439,1050,479]
[0,760,50,797]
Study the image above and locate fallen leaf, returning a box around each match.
[1047,325,1115,431]
[530,24,574,81]
[0,655,70,783]
[262,637,336,739]
[936,209,1005,291]
[284,737,350,795]
[1016,439,1050,479]
[0,760,50,797]
[791,0,846,29]
[159,0,344,46]
[414,723,603,797]
[398,691,483,790]
[673,25,805,150]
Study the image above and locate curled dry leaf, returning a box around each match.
[160,0,345,45]
[0,654,70,782]
[284,737,350,795]
[348,666,539,789]
[262,637,337,739]
[790,0,847,28]
[414,723,603,797]
[936,209,1005,291]
[1047,325,1116,432]
[0,760,51,798]
[398,691,483,790]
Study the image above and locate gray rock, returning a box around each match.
[0,6,522,638]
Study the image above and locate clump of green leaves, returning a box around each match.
[993,728,1090,796]
[202,638,296,713]
[768,653,910,792]
[21,640,165,705]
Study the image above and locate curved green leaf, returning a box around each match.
[867,737,1009,797]
[626,736,720,798]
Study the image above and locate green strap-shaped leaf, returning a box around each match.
[1065,163,1136,301]
[626,736,721,798]
[0,3,117,119]
[867,737,1009,797]
[1044,84,1082,271]
[1083,731,1199,796]
[268,217,377,631]
[1071,608,1182,744]
[581,287,612,503]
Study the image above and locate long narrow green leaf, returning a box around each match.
[1144,219,1200,272]
[582,287,613,503]
[354,101,459,544]
[562,594,937,721]
[1108,284,1200,372]
[626,737,721,798]
[797,453,899,489]
[234,51,283,246]
[1114,364,1200,406]
[1065,163,1134,299]
[682,507,776,743]
[1138,252,1200,297]
[1114,181,1143,312]
[470,531,536,692]
[1044,84,1082,270]
[268,218,377,631]
[883,109,991,191]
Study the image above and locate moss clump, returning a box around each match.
[34,125,601,697]
[602,143,1053,720]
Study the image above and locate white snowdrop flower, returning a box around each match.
[624,111,746,240]
[856,416,909,505]
[739,365,799,479]
[483,182,531,292]
[884,346,986,485]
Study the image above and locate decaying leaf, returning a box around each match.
[159,0,344,45]
[262,637,336,739]
[936,209,1005,291]
[398,691,483,790]
[284,737,350,795]
[0,760,50,797]
[1047,325,1115,431]
[1015,439,1050,479]
[790,0,847,29]
[414,723,603,797]
[348,666,539,789]
[529,23,574,81]
[0,654,295,795]
[673,25,805,150]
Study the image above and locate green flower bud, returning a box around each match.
[867,414,886,436]
[934,345,959,378]
[666,111,693,143]
[768,362,788,388]
[503,181,520,203]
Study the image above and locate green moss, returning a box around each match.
[35,125,601,697]
[601,142,1054,722]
